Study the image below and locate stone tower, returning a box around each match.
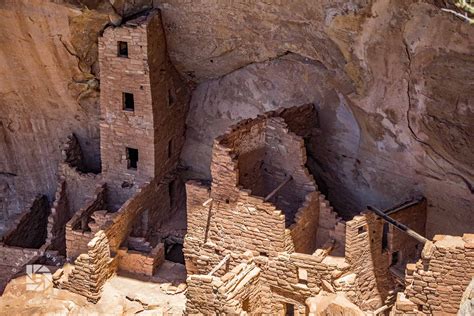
[98,10,188,210]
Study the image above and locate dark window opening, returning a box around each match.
[391,251,400,266]
[165,242,184,264]
[285,303,295,316]
[123,92,134,111]
[259,251,268,257]
[126,147,138,169]
[242,298,250,312]
[168,138,173,158]
[168,88,176,106]
[382,222,389,250]
[358,226,367,234]
[118,41,128,57]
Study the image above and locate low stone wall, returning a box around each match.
[391,234,474,315]
[65,184,106,260]
[2,195,50,248]
[54,230,113,303]
[100,178,172,253]
[117,242,164,276]
[186,260,262,315]
[46,180,68,253]
[263,252,350,301]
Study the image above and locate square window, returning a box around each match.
[358,226,367,234]
[123,92,134,111]
[126,147,138,170]
[118,41,128,57]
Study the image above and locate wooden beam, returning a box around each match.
[367,205,429,244]
[208,254,231,276]
[264,175,293,202]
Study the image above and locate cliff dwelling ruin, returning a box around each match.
[0,2,473,316]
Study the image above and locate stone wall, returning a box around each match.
[117,242,164,277]
[99,9,190,210]
[184,110,400,313]
[2,195,49,249]
[386,199,427,267]
[54,230,114,303]
[315,194,346,255]
[65,184,106,260]
[264,252,350,302]
[60,164,101,219]
[345,212,391,310]
[391,234,474,315]
[186,259,262,315]
[288,191,319,254]
[183,181,210,275]
[185,109,340,276]
[100,178,173,253]
[46,180,68,253]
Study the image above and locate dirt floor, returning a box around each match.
[0,260,187,315]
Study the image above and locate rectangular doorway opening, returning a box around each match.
[285,303,295,316]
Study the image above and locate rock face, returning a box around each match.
[0,0,473,236]
[177,1,474,236]
[0,1,104,219]
[306,293,365,316]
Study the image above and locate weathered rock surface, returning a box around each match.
[178,1,474,236]
[0,1,105,221]
[0,0,472,237]
[306,293,365,316]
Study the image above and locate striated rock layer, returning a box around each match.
[0,0,473,237]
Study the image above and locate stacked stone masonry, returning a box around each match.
[184,108,400,313]
[54,231,113,303]
[50,9,190,302]
[99,9,189,210]
[391,234,474,315]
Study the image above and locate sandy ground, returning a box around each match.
[0,261,187,315]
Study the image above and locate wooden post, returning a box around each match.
[208,254,231,276]
[264,175,293,202]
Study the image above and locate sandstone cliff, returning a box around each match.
[0,0,472,236]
